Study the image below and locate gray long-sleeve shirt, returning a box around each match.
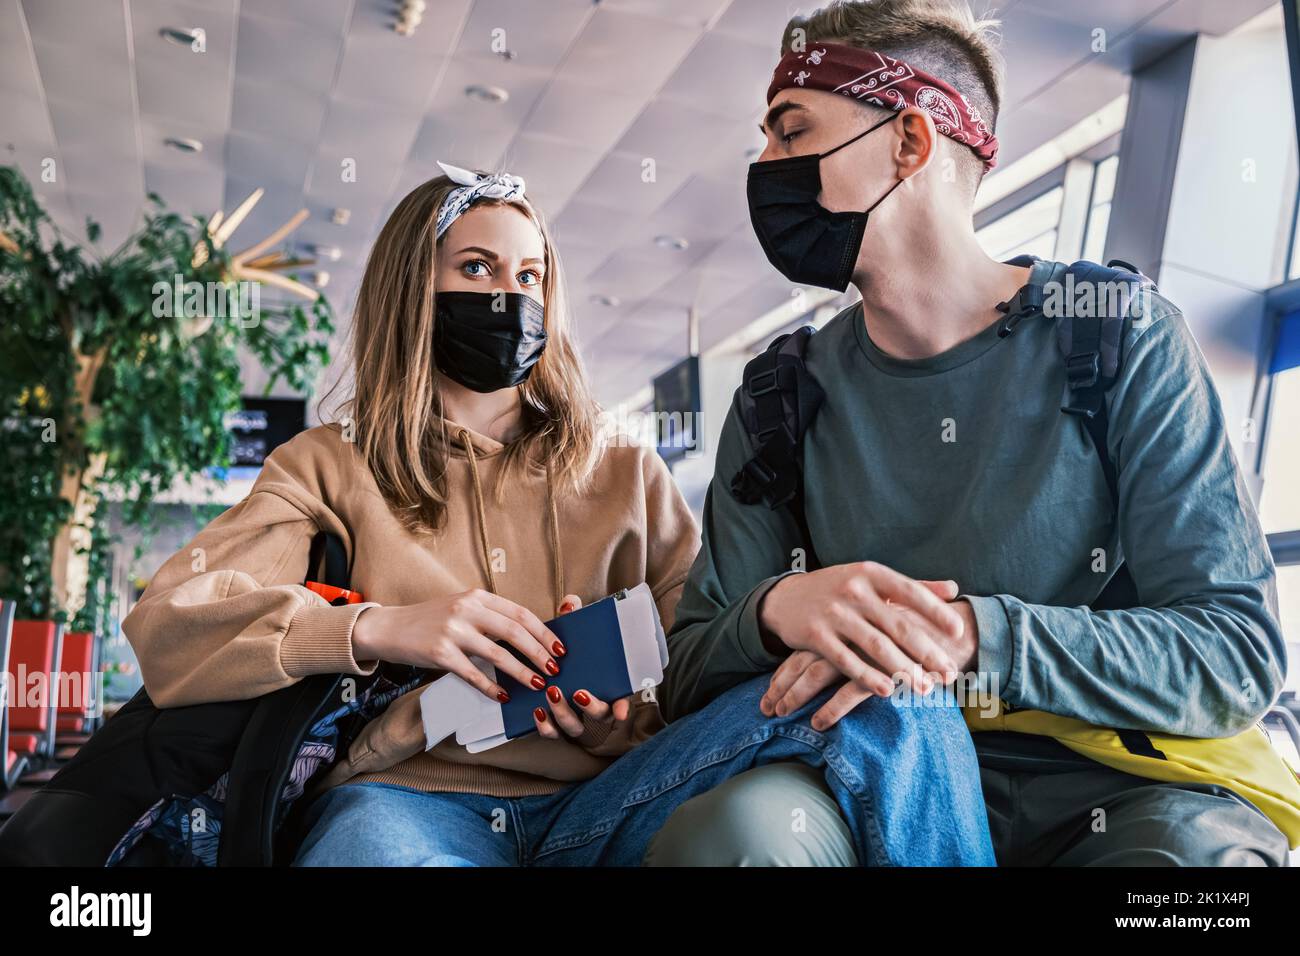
[662,259,1285,740]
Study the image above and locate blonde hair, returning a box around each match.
[324,175,600,534]
[782,0,1004,191]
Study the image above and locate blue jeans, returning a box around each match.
[292,674,995,866]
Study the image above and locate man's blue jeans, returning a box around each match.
[293,674,995,866]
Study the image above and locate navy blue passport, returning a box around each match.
[495,594,635,739]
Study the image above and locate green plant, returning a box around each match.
[0,165,334,630]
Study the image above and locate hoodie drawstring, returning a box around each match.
[459,428,564,611]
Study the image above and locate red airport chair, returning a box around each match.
[7,620,63,763]
[53,630,99,749]
[0,600,27,790]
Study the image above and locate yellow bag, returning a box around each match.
[964,704,1300,848]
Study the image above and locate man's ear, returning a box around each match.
[894,107,937,180]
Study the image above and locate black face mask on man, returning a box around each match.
[434,290,547,393]
[746,113,904,293]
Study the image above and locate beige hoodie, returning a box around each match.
[121,421,701,798]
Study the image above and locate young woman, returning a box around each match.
[122,165,995,866]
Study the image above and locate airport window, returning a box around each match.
[975,185,1064,261]
[1289,190,1300,280]
[1261,367,1300,534]
[1080,155,1119,264]
[1261,364,1300,686]
[1278,564,1300,692]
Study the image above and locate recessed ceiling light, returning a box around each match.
[305,244,342,261]
[394,0,425,36]
[313,271,331,288]
[164,136,203,154]
[590,294,621,308]
[465,84,509,104]
[159,27,201,47]
[654,234,689,251]
[330,208,351,226]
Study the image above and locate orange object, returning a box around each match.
[304,582,364,606]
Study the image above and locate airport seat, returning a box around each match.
[1,601,28,790]
[7,620,63,761]
[8,734,40,755]
[54,630,99,742]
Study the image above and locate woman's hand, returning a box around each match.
[351,589,564,704]
[531,594,637,742]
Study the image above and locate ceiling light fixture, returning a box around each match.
[164,136,203,154]
[654,234,689,251]
[159,27,202,47]
[304,243,342,261]
[330,207,351,226]
[464,84,509,103]
[394,0,426,37]
[590,294,621,308]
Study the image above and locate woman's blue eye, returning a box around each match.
[518,270,541,286]
[463,260,489,277]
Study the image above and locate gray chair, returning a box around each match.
[0,600,28,790]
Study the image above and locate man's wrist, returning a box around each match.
[952,597,980,672]
[756,577,791,656]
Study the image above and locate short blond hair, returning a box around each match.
[781,0,1004,191]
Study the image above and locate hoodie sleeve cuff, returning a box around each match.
[574,714,617,750]
[281,600,382,678]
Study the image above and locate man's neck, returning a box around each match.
[852,227,1031,361]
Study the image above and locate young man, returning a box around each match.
[650,0,1293,866]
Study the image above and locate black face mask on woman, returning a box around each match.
[434,291,547,392]
[746,113,904,292]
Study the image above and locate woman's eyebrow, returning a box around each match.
[520,257,544,268]
[453,245,499,259]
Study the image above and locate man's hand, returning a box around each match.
[758,573,980,730]
[759,563,967,696]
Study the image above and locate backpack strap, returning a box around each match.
[304,532,361,606]
[1055,259,1151,505]
[1056,258,1155,611]
[730,325,826,568]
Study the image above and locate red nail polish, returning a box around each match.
[547,686,561,703]
[545,659,560,676]
[552,641,566,657]
[530,675,546,690]
[534,707,547,723]
[574,690,591,707]
[497,691,510,703]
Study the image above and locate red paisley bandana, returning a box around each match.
[766,42,1000,169]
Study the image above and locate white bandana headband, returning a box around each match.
[434,161,528,239]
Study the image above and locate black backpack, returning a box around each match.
[729,257,1150,610]
[0,533,420,866]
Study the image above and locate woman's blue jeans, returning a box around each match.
[293,674,995,866]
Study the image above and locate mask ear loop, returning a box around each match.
[864,175,905,214]
[815,112,906,215]
[818,112,898,159]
